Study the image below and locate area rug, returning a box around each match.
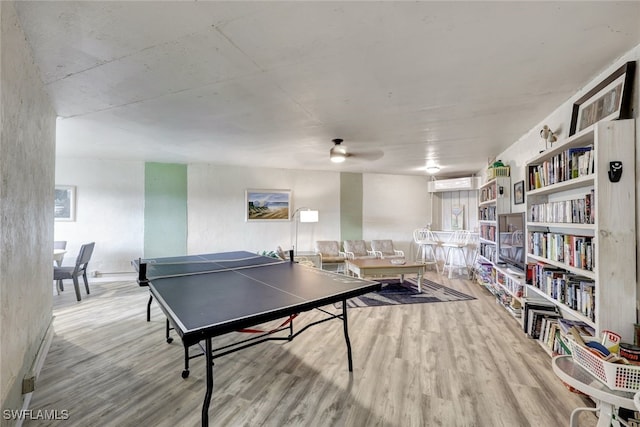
[335,278,475,308]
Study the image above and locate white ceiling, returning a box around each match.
[15,1,640,177]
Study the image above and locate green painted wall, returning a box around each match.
[340,172,363,241]
[144,163,187,257]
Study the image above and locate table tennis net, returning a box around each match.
[139,255,286,280]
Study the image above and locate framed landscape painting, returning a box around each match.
[245,189,291,222]
[55,185,76,221]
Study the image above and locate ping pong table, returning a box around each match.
[133,251,380,427]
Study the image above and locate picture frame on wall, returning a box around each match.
[451,206,464,230]
[514,181,524,205]
[569,61,635,136]
[55,185,76,221]
[245,189,291,222]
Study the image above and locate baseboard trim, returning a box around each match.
[16,316,55,427]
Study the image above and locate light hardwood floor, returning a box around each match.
[25,270,598,427]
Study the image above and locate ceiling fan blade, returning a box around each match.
[349,150,384,161]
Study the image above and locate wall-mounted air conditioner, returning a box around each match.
[427,177,480,193]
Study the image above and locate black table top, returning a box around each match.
[135,251,380,346]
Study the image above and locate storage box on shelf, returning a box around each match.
[525,119,636,343]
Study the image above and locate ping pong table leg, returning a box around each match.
[341,300,353,372]
[147,294,153,321]
[165,319,173,344]
[202,338,214,427]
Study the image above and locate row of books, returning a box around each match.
[528,190,594,224]
[528,231,594,271]
[541,317,596,356]
[478,242,496,261]
[495,268,525,298]
[479,185,499,203]
[523,299,595,356]
[528,145,594,190]
[528,262,596,321]
[479,224,496,241]
[479,205,497,221]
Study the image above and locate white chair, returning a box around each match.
[314,240,346,273]
[413,228,440,273]
[510,229,524,260]
[441,230,472,278]
[370,240,404,259]
[343,240,377,260]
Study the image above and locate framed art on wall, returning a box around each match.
[55,185,76,221]
[514,181,524,205]
[569,61,635,136]
[245,189,291,222]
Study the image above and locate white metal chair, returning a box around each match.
[510,229,524,260]
[413,228,440,273]
[441,230,472,278]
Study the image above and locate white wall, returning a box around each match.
[363,173,431,259]
[54,158,144,274]
[187,164,341,254]
[52,160,433,271]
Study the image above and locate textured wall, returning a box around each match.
[54,158,144,273]
[0,1,56,419]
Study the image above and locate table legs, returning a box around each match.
[197,305,354,425]
[202,338,214,427]
[341,299,353,372]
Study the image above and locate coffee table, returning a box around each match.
[345,258,425,292]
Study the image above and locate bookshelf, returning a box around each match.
[476,176,525,316]
[524,119,636,342]
[478,176,510,265]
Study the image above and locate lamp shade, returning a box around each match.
[299,210,319,223]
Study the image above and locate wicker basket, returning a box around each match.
[487,166,510,179]
[569,340,640,392]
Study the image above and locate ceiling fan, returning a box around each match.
[329,138,384,163]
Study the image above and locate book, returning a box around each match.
[528,309,561,339]
[522,298,558,334]
[556,318,595,337]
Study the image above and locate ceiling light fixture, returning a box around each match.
[330,144,347,163]
[425,166,440,174]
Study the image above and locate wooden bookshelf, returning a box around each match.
[524,120,636,341]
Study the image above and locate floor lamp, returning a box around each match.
[292,208,319,255]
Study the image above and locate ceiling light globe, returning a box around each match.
[330,153,346,163]
[425,166,440,174]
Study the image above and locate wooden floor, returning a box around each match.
[25,270,598,427]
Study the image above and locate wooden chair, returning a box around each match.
[54,242,95,301]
